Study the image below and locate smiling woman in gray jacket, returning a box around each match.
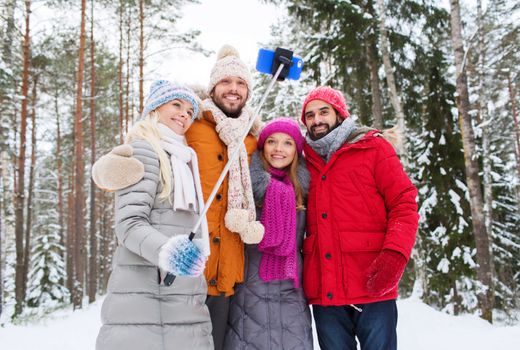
[95,80,213,350]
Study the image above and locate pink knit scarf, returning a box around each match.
[258,168,298,288]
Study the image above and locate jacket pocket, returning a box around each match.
[339,231,385,299]
[302,234,319,299]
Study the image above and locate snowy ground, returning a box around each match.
[0,297,519,350]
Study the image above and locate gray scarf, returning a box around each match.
[306,117,357,161]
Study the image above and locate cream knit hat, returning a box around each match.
[207,44,253,96]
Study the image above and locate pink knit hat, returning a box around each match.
[257,117,305,154]
[300,86,350,124]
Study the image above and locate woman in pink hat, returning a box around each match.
[224,117,313,349]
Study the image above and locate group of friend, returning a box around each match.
[92,44,419,350]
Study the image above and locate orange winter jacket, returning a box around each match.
[185,110,257,296]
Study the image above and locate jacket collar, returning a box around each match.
[304,129,380,172]
[202,110,217,125]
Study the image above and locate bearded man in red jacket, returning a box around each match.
[300,86,419,350]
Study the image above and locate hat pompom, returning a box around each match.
[217,44,240,60]
[207,44,252,95]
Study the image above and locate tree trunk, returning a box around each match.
[476,0,495,275]
[55,92,65,273]
[98,193,113,293]
[66,175,75,296]
[365,38,384,129]
[72,0,88,309]
[507,73,520,208]
[365,1,383,130]
[22,75,38,301]
[376,0,408,164]
[125,5,131,134]
[88,0,98,304]
[14,0,32,319]
[1,0,16,66]
[139,0,144,113]
[0,0,17,310]
[0,0,16,135]
[449,0,494,323]
[118,0,124,143]
[0,152,4,317]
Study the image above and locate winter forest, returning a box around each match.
[0,0,519,331]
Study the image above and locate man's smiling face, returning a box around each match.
[211,76,248,118]
[304,100,341,140]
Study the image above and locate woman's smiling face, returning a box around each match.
[156,99,194,135]
[263,132,297,169]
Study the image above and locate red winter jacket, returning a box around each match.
[302,130,418,306]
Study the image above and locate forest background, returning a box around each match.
[0,0,518,326]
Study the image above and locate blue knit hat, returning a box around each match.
[141,80,199,119]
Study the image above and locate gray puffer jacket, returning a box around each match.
[224,151,313,350]
[96,139,213,350]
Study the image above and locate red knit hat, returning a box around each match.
[257,117,305,154]
[300,86,350,124]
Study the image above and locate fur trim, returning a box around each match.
[91,145,144,192]
[250,150,310,204]
[158,235,206,277]
[297,156,310,196]
[187,83,210,104]
[240,221,265,244]
[346,126,375,144]
[346,125,402,152]
[250,151,271,204]
[380,125,403,152]
[217,44,240,59]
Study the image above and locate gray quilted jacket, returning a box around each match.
[96,139,213,350]
[224,151,313,350]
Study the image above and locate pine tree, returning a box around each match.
[470,0,520,317]
[14,0,32,319]
[26,155,69,313]
[88,0,98,304]
[410,48,474,313]
[71,0,87,310]
[449,0,494,322]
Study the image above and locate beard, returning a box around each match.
[211,93,247,119]
[213,100,244,118]
[308,119,342,140]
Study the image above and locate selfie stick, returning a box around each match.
[163,61,290,286]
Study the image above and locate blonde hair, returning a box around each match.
[125,111,172,202]
[260,151,305,211]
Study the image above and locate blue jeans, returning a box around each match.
[313,300,397,350]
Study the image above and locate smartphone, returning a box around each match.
[255,48,304,80]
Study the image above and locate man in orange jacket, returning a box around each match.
[185,44,264,350]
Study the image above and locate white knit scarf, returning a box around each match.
[203,98,261,225]
[157,123,210,257]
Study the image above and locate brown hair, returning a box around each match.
[259,151,305,211]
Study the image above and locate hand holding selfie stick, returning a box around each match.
[163,48,302,286]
